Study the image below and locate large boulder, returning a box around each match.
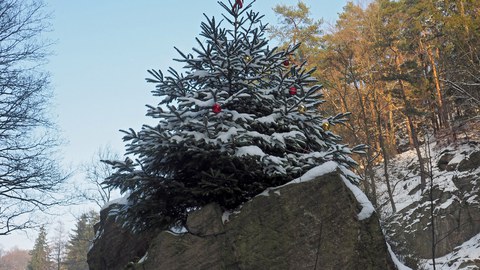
[133,171,395,270]
[87,204,159,270]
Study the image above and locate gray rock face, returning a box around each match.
[385,186,480,260]
[87,204,158,270]
[385,150,480,265]
[437,152,455,171]
[458,151,480,171]
[136,172,395,270]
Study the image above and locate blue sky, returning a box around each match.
[1,0,351,250]
[49,0,347,165]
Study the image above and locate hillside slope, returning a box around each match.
[376,125,480,269]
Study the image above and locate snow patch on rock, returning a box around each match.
[420,233,480,270]
[387,243,413,270]
[258,161,375,220]
[341,174,375,220]
[101,195,129,211]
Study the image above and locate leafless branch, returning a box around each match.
[0,0,68,236]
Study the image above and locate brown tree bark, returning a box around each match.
[394,50,427,190]
[372,85,396,213]
[352,80,377,207]
[426,45,448,128]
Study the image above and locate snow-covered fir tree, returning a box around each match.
[104,0,365,231]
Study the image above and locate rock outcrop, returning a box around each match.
[87,204,159,270]
[385,184,480,259]
[88,171,396,270]
[380,144,480,268]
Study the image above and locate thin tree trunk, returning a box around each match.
[406,115,414,147]
[370,100,381,151]
[387,96,396,151]
[406,112,427,190]
[374,87,396,213]
[426,45,447,128]
[459,0,469,34]
[394,50,427,190]
[353,80,377,207]
[425,135,437,269]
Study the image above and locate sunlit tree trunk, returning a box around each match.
[373,86,396,213]
[426,45,448,128]
[394,50,427,190]
[353,80,377,207]
[387,96,397,151]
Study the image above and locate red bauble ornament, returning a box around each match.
[232,0,243,11]
[212,103,222,114]
[283,60,290,66]
[289,86,297,95]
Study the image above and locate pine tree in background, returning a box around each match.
[28,226,51,270]
[64,211,98,270]
[104,0,365,232]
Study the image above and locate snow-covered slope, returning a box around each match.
[421,233,480,270]
[377,139,479,216]
[375,131,480,269]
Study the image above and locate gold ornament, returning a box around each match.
[244,55,252,62]
[298,104,306,114]
[322,122,330,131]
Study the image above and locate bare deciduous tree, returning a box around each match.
[0,0,67,235]
[80,146,119,208]
[50,221,67,270]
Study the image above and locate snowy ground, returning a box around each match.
[375,129,480,269]
[376,138,479,216]
[420,233,480,270]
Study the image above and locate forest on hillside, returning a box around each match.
[270,0,479,209]
[1,0,479,268]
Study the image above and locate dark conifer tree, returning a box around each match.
[64,211,98,270]
[104,0,365,232]
[27,226,51,270]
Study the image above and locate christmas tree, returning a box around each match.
[104,0,365,232]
